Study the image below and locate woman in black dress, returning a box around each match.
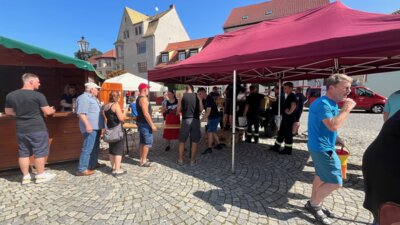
[102,91,126,177]
[363,110,400,224]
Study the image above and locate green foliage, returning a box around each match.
[74,48,103,60]
[165,83,186,91]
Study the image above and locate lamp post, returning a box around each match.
[77,36,90,61]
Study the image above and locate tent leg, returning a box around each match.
[231,70,237,174]
[276,77,282,130]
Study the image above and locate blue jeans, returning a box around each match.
[78,130,101,172]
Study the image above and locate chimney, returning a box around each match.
[169,4,174,9]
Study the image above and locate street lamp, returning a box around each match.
[77,36,90,60]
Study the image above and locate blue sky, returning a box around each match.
[0,0,398,56]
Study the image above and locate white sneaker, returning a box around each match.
[35,172,56,184]
[21,174,33,185]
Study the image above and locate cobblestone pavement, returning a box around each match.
[0,111,383,225]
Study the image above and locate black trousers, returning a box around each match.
[247,115,260,137]
[276,115,295,147]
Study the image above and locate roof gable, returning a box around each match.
[143,7,174,37]
[125,7,148,24]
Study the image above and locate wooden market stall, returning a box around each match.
[0,36,103,171]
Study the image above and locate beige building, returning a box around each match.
[114,5,189,79]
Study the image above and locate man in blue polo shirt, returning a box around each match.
[76,82,105,176]
[305,74,356,225]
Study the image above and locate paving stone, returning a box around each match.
[0,112,378,224]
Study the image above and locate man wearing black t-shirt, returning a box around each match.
[271,82,297,155]
[5,73,56,184]
[243,85,265,143]
[223,83,246,130]
[199,89,224,154]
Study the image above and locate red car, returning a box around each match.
[305,86,387,113]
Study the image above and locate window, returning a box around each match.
[137,42,146,54]
[242,15,249,20]
[138,62,147,73]
[178,51,186,61]
[189,49,198,57]
[105,60,112,67]
[116,46,124,58]
[135,26,142,35]
[265,10,273,15]
[356,88,373,97]
[97,60,102,68]
[161,53,169,63]
[123,30,130,39]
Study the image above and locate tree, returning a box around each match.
[74,48,103,60]
[165,83,186,91]
[106,70,127,79]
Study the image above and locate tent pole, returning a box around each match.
[231,70,237,174]
[276,74,282,130]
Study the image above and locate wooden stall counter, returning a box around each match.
[0,112,83,171]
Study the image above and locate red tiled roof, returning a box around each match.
[88,55,98,65]
[156,37,213,68]
[96,49,116,59]
[223,0,329,30]
[163,38,213,52]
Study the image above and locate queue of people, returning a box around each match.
[5,72,399,225]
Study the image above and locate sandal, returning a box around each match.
[176,160,184,166]
[322,207,336,218]
[139,161,151,167]
[113,170,127,177]
[304,201,332,225]
[190,160,197,166]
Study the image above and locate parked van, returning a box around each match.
[304,86,387,113]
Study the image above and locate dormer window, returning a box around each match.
[178,51,186,61]
[265,10,273,15]
[189,49,198,57]
[242,15,249,20]
[161,53,169,63]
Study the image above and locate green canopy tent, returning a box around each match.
[0,36,102,109]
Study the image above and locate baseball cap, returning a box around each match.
[138,83,150,90]
[85,82,101,89]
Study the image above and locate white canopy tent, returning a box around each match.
[104,72,165,92]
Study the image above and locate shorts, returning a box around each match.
[17,131,49,158]
[137,122,153,148]
[207,118,220,132]
[309,149,342,185]
[179,118,201,143]
[224,99,233,115]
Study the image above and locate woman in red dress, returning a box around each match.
[162,90,180,151]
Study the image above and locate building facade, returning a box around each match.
[114,5,189,79]
[156,37,213,68]
[88,49,117,78]
[223,0,329,32]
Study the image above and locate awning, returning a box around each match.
[0,36,103,79]
[148,2,400,84]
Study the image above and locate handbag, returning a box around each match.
[103,124,124,143]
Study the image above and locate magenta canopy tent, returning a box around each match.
[148,1,400,85]
[149,1,400,173]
